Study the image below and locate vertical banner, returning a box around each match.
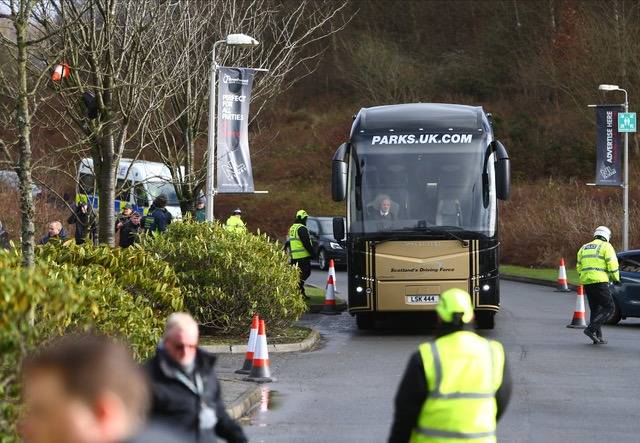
[216,67,256,193]
[595,105,623,186]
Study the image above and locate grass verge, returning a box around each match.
[200,325,312,346]
[305,285,346,305]
[501,264,579,285]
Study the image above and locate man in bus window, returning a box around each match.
[368,195,396,221]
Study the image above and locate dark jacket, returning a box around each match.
[119,220,142,248]
[67,207,96,244]
[145,207,172,233]
[388,328,512,443]
[145,348,247,443]
[38,227,69,245]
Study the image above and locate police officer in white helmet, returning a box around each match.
[576,226,620,344]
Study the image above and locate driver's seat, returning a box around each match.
[436,199,462,227]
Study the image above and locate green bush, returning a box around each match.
[0,249,165,442]
[143,221,305,334]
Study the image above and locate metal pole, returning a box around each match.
[205,40,224,222]
[623,89,629,251]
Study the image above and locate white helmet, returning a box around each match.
[593,226,611,242]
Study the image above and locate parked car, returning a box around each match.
[284,216,346,270]
[0,170,43,198]
[608,250,640,324]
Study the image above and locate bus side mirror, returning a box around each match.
[332,143,349,202]
[494,140,510,201]
[333,217,345,242]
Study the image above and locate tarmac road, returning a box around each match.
[215,276,640,443]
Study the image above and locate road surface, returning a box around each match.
[216,275,640,442]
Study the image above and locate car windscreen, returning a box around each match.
[146,181,180,206]
[349,136,496,237]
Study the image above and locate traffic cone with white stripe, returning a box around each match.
[567,285,587,329]
[329,259,337,293]
[244,320,275,383]
[235,314,259,374]
[321,264,340,315]
[556,258,570,292]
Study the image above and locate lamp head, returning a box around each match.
[225,33,259,47]
[599,84,620,91]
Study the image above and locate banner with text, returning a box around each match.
[595,105,623,186]
[216,67,256,193]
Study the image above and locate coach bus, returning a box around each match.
[331,103,510,329]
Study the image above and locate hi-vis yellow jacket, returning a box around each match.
[576,238,620,285]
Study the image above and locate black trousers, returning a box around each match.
[584,282,615,335]
[292,258,311,296]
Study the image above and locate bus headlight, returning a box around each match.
[356,286,364,293]
[330,242,343,250]
[482,284,491,292]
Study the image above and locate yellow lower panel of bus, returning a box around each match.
[376,280,469,311]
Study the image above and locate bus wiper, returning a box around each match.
[424,226,469,247]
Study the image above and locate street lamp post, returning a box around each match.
[599,84,630,251]
[205,34,259,222]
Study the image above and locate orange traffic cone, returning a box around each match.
[567,285,587,329]
[235,314,259,374]
[51,62,70,81]
[328,259,337,293]
[321,266,340,315]
[244,320,275,383]
[556,258,570,292]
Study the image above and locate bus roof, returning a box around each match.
[79,158,179,182]
[352,103,487,134]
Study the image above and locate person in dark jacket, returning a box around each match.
[116,204,134,233]
[388,288,511,443]
[67,202,96,244]
[119,212,143,248]
[39,221,69,245]
[144,195,172,233]
[0,221,10,249]
[145,313,247,443]
[194,198,206,222]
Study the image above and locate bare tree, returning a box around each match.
[147,0,350,216]
[34,0,182,246]
[0,0,69,267]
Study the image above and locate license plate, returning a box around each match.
[406,295,439,305]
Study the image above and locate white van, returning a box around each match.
[76,158,183,220]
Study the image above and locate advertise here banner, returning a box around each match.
[216,67,256,193]
[595,105,623,186]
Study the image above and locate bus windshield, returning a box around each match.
[349,142,496,237]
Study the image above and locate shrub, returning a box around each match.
[143,221,306,334]
[0,250,164,442]
[38,241,183,315]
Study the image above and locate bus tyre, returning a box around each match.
[475,311,495,330]
[356,313,376,330]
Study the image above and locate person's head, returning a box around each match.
[295,209,308,223]
[20,334,149,443]
[593,225,611,242]
[378,196,392,214]
[78,202,88,214]
[195,199,205,210]
[47,221,63,237]
[122,205,133,217]
[436,288,475,329]
[162,313,199,368]
[233,208,242,216]
[130,212,141,225]
[153,195,168,209]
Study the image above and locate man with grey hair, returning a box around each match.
[145,313,247,443]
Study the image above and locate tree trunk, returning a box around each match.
[15,18,36,268]
[97,133,116,246]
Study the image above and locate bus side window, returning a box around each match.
[79,173,95,195]
[134,183,148,207]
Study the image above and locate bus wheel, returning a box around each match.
[475,311,495,330]
[356,313,376,330]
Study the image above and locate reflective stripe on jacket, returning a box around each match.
[225,215,247,233]
[410,331,505,443]
[576,239,619,284]
[288,223,311,260]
